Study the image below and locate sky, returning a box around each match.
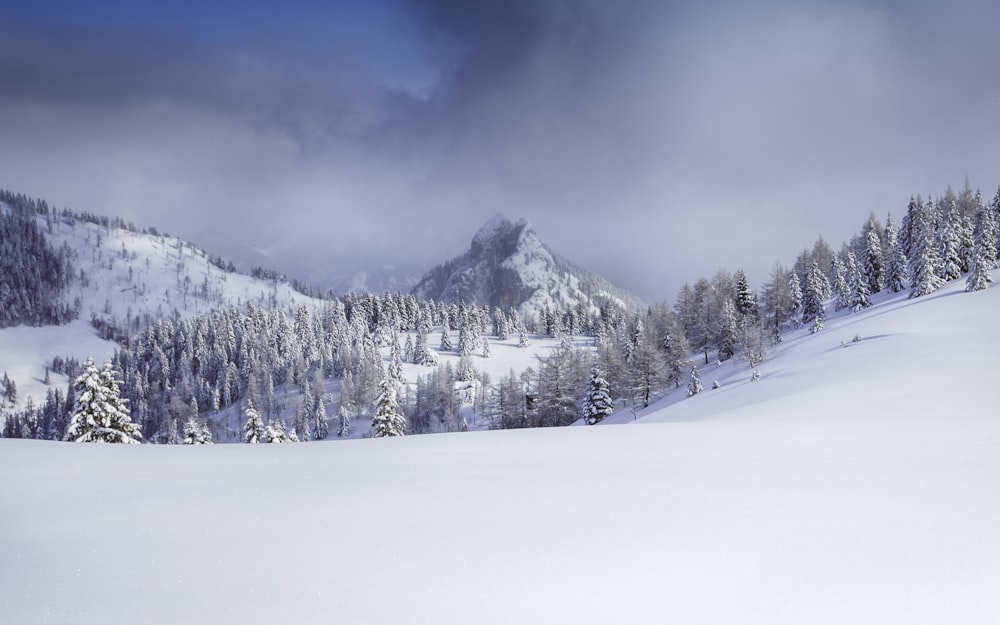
[2,0,998,302]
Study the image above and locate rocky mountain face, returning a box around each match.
[412,214,645,317]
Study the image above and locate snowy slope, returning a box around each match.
[2,272,998,625]
[43,213,321,325]
[0,213,325,413]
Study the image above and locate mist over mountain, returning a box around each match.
[412,213,646,317]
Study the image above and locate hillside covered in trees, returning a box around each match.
[2,180,999,443]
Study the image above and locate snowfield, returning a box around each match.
[2,275,999,624]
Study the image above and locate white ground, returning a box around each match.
[2,274,999,624]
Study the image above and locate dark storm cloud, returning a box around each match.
[1,1,998,301]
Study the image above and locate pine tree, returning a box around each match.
[337,400,352,438]
[788,273,803,320]
[801,261,828,324]
[243,401,264,444]
[966,201,998,292]
[734,270,757,319]
[372,378,406,437]
[847,250,870,312]
[582,367,614,425]
[884,214,908,293]
[313,399,329,440]
[831,255,850,310]
[264,418,287,443]
[717,300,738,362]
[862,219,884,294]
[940,202,963,281]
[183,416,213,444]
[64,358,141,444]
[687,367,703,397]
[439,321,452,351]
[908,200,946,298]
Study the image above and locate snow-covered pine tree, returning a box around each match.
[734,270,757,319]
[264,418,287,443]
[64,358,142,444]
[940,202,963,281]
[372,378,407,437]
[337,399,352,438]
[801,261,828,324]
[788,272,803,321]
[966,200,998,292]
[831,255,850,310]
[717,300,737,362]
[687,367,703,397]
[439,320,452,352]
[862,219,884,294]
[182,416,213,444]
[847,250,871,312]
[884,214,908,293]
[312,368,329,440]
[908,200,946,298]
[243,401,264,444]
[582,367,614,425]
[412,328,438,366]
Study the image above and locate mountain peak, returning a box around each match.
[413,216,644,315]
[471,213,531,248]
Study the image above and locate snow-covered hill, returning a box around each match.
[2,270,997,625]
[413,213,645,318]
[0,209,325,413]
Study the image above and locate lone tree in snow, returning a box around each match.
[264,418,288,443]
[582,367,614,425]
[372,378,407,437]
[183,417,213,444]
[243,401,264,444]
[687,367,703,397]
[64,358,141,443]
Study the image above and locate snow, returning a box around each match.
[2,272,999,624]
[0,320,117,411]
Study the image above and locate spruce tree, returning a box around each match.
[801,261,828,323]
[940,203,963,281]
[831,255,850,310]
[908,201,946,298]
[687,367,703,397]
[372,378,407,437]
[847,251,871,312]
[264,419,287,443]
[582,367,614,425]
[862,220,884,294]
[717,300,737,362]
[183,417,213,444]
[439,321,452,351]
[966,202,998,292]
[337,400,352,438]
[64,358,141,444]
[243,401,264,444]
[884,214,908,293]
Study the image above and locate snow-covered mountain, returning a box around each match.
[413,213,645,317]
[0,201,325,414]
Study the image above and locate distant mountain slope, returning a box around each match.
[413,214,645,316]
[39,209,323,332]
